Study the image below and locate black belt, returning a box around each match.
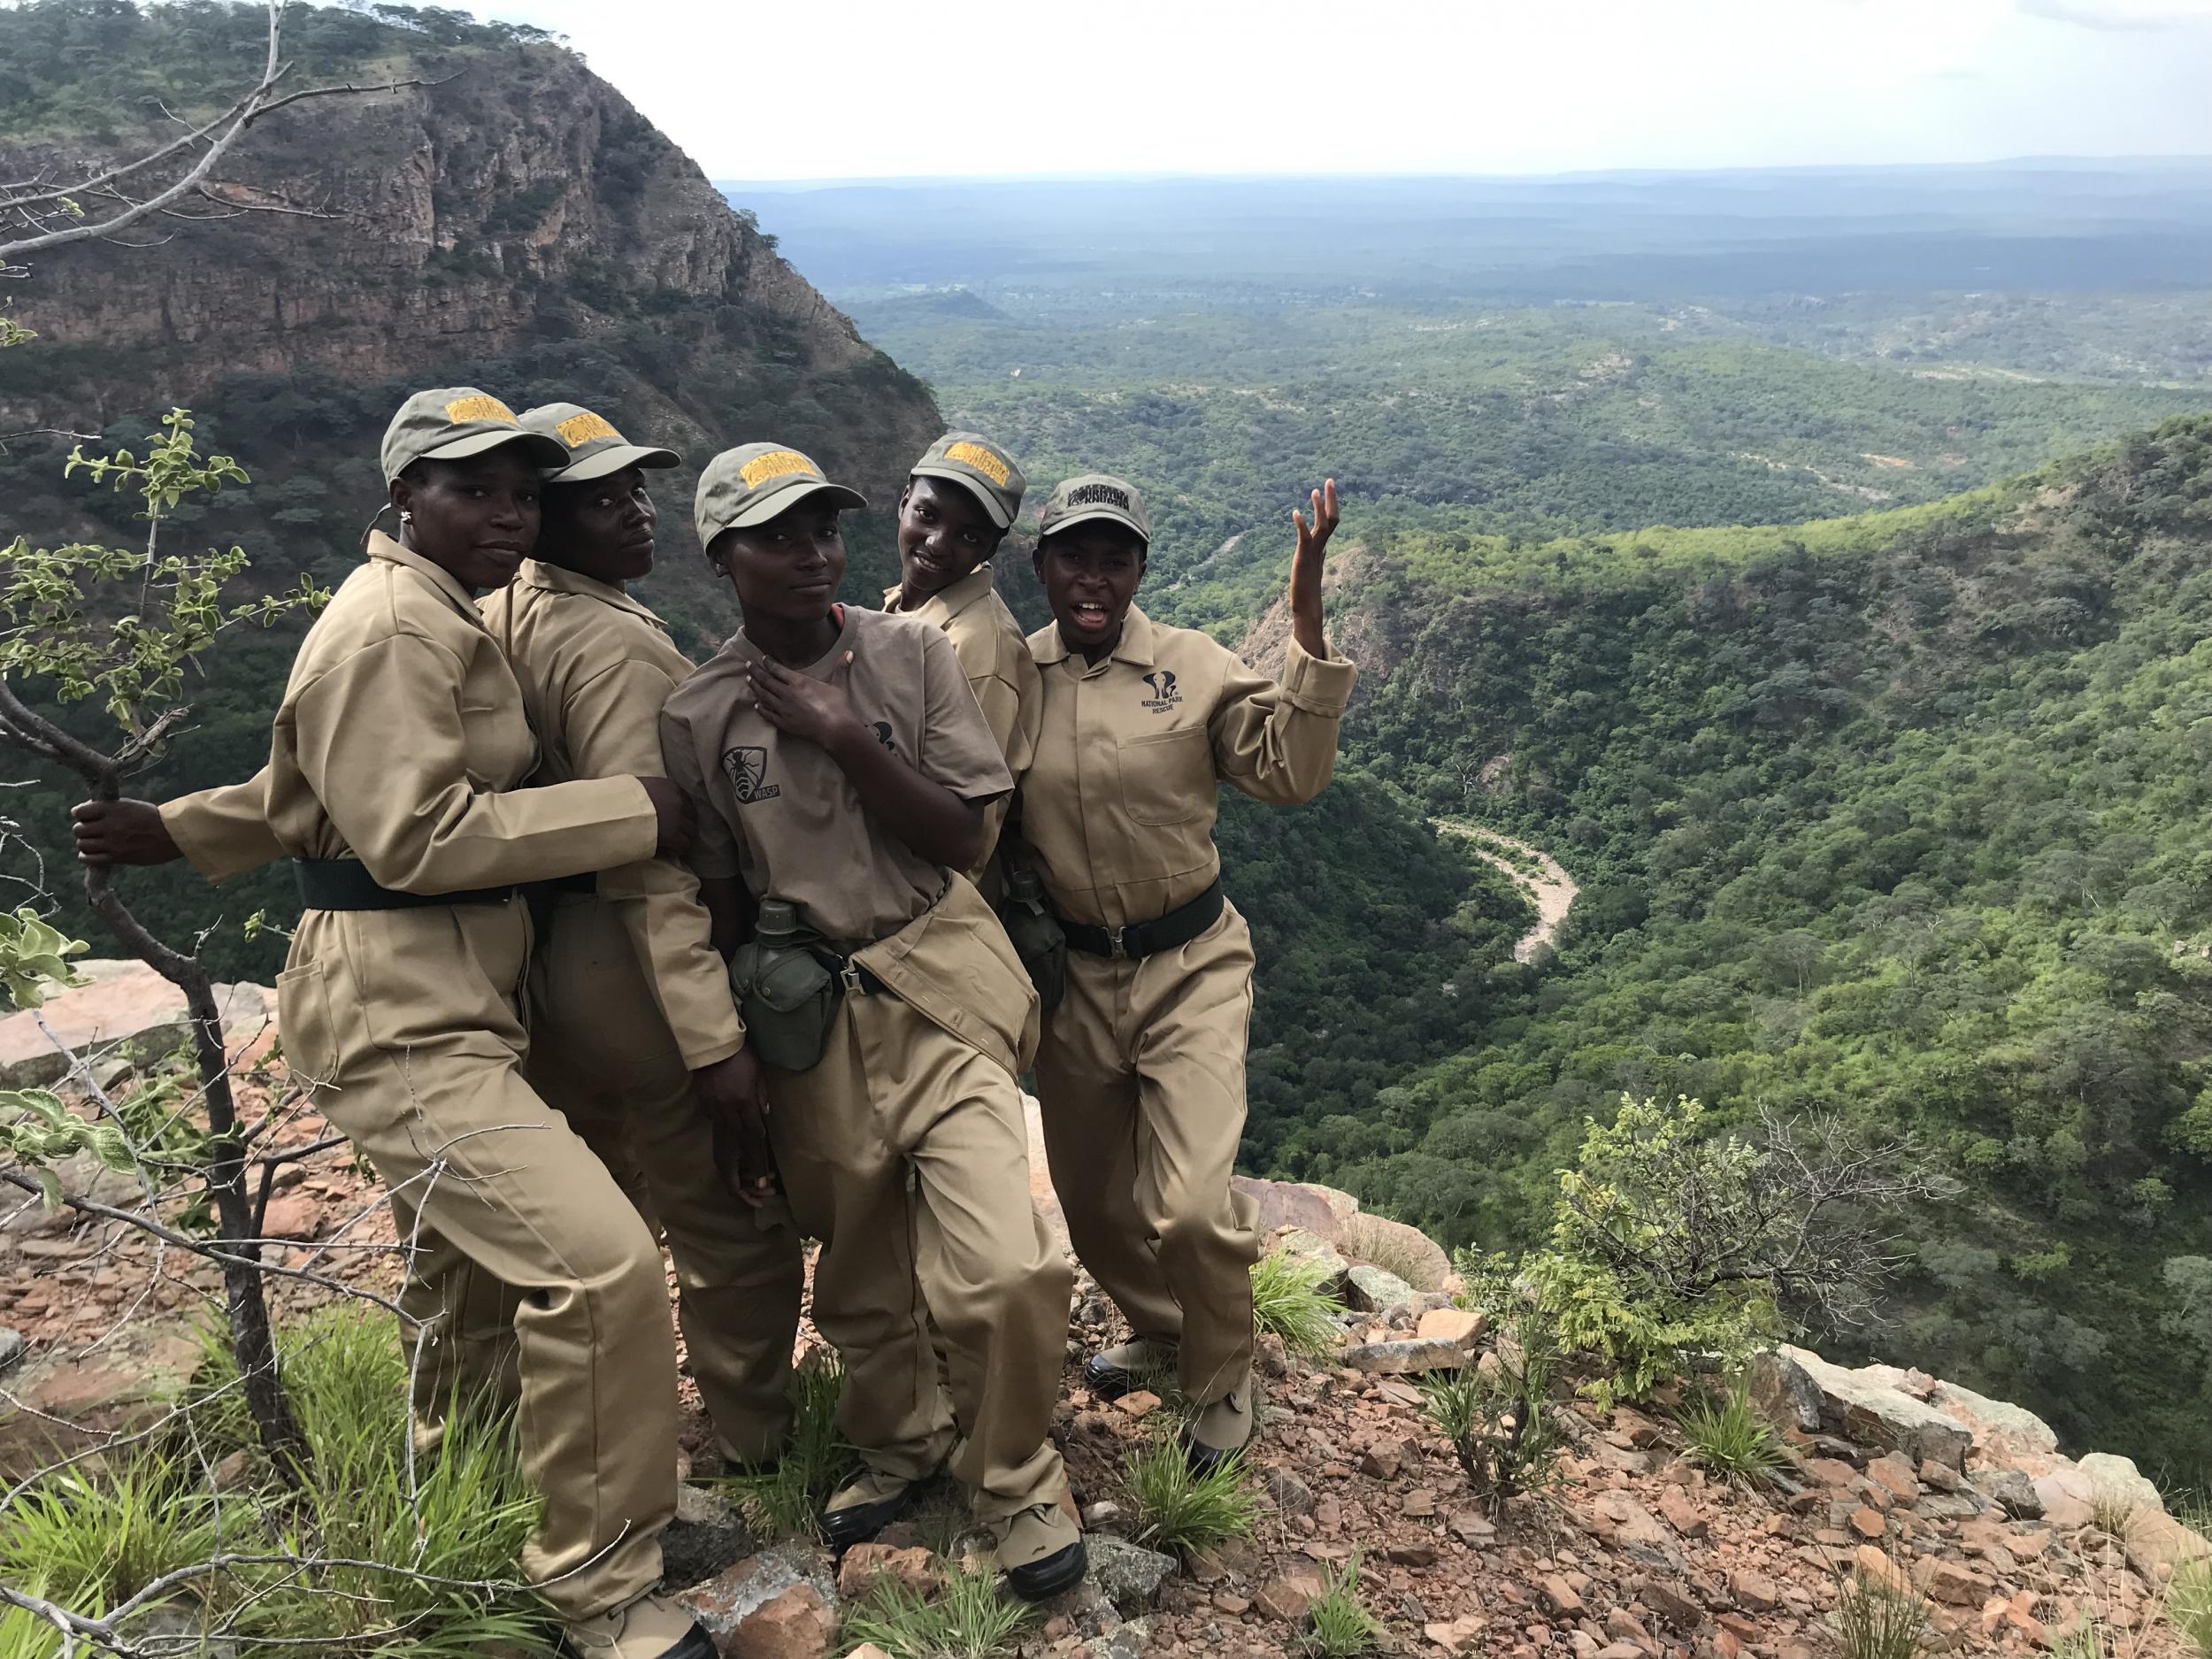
[541,872,597,895]
[293,859,517,911]
[1063,879,1225,962]
[811,948,890,997]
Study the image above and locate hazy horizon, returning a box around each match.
[460,0,2212,182]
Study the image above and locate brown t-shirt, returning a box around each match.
[660,605,1014,949]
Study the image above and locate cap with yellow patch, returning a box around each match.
[1038,472,1150,546]
[694,442,868,552]
[521,403,680,483]
[910,430,1025,531]
[380,387,567,485]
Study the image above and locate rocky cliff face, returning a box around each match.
[1,16,939,600]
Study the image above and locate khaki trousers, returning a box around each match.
[403,895,804,1467]
[1033,902,1261,1404]
[770,990,1071,1522]
[278,902,673,1621]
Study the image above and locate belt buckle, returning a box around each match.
[840,963,866,994]
[1106,926,1127,961]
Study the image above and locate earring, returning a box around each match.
[398,510,413,524]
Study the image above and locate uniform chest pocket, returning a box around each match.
[1117,726,1217,827]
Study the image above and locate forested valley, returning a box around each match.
[5,0,2212,1477]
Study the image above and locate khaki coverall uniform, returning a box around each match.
[657,605,1072,1524]
[1020,604,1356,1403]
[249,530,680,1620]
[880,565,1041,886]
[474,557,804,1463]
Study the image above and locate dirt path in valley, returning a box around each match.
[1432,818,1578,963]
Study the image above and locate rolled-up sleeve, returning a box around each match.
[1208,637,1359,806]
[291,634,657,893]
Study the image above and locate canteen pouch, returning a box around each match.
[726,900,843,1072]
[998,867,1067,1013]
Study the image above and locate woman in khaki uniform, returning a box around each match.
[1017,472,1354,1471]
[878,430,1041,889]
[472,402,805,1469]
[661,442,1085,1600]
[80,388,720,1659]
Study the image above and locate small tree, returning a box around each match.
[0,410,327,1466]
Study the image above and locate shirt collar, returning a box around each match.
[1033,602,1156,669]
[520,558,667,629]
[730,604,859,680]
[366,529,485,626]
[884,564,996,625]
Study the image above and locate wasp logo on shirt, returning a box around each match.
[1140,670,1181,712]
[872,721,897,753]
[722,745,780,804]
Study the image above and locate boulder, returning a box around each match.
[1970,1468,2043,1521]
[1929,1379,2060,1468]
[1338,1211,1455,1291]
[2125,1510,2212,1584]
[1340,1337,1469,1375]
[1417,1307,1487,1348]
[0,960,276,1088]
[1086,1536,1176,1615]
[727,1582,832,1659]
[680,1542,837,1653]
[2076,1452,2165,1515]
[1345,1263,1418,1314]
[1023,1095,1070,1256]
[1233,1176,1349,1238]
[1780,1346,1973,1469]
[1747,1348,1822,1434]
[1273,1228,1350,1292]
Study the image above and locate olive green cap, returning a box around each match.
[521,402,680,483]
[380,387,566,485]
[1038,472,1150,545]
[695,442,867,551]
[910,430,1025,530]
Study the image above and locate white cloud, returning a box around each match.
[2018,0,2212,27]
[469,0,2212,180]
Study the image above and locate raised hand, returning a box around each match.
[1289,478,1340,660]
[745,652,865,755]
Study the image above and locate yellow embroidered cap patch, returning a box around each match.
[555,410,621,447]
[444,395,518,425]
[945,441,1010,488]
[738,449,821,488]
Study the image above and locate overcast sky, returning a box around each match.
[462,0,2212,181]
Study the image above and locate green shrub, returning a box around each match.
[1423,1252,1566,1515]
[1251,1248,1345,1357]
[838,1564,1036,1659]
[1303,1551,1385,1656]
[1677,1375,1791,1486]
[1121,1435,1262,1554]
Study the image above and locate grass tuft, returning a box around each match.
[1832,1569,1930,1659]
[838,1563,1037,1659]
[0,1307,554,1657]
[1121,1433,1262,1555]
[2088,1487,2143,1545]
[1302,1549,1386,1656]
[1677,1376,1791,1486]
[2171,1555,2212,1659]
[723,1351,850,1541]
[1250,1248,1345,1358]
